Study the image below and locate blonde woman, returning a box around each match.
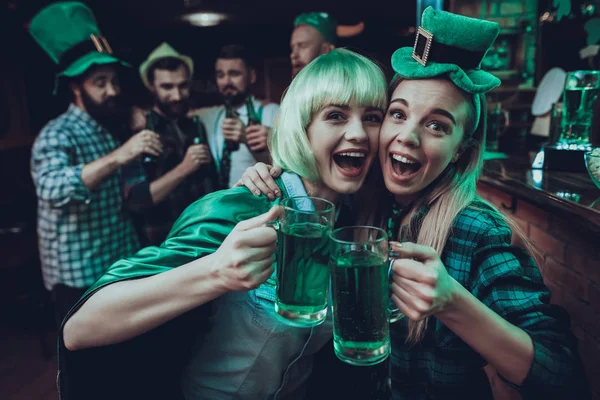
[237,8,589,400]
[59,48,387,400]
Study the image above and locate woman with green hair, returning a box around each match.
[60,48,388,400]
[238,8,589,399]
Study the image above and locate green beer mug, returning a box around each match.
[329,226,403,366]
[268,196,335,328]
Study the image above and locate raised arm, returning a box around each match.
[32,128,162,208]
[63,193,279,350]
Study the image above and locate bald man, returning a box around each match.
[290,12,337,77]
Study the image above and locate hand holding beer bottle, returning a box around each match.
[244,97,268,153]
[116,129,163,166]
[135,109,161,165]
[178,140,212,176]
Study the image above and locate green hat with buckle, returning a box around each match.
[391,6,501,130]
[139,42,194,90]
[294,12,337,45]
[29,1,128,93]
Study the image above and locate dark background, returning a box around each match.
[6,0,420,135]
[5,0,598,135]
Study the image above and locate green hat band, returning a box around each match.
[414,29,485,71]
[58,34,113,71]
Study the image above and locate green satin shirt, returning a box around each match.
[83,185,275,294]
[59,173,343,400]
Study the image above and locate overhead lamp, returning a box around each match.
[183,12,228,27]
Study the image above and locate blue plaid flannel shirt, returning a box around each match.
[31,104,140,291]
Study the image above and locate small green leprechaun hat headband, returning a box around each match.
[391,7,501,131]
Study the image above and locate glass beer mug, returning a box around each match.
[329,226,403,366]
[560,70,600,145]
[269,196,335,327]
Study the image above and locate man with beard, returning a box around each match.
[290,12,337,78]
[126,43,218,245]
[29,2,154,326]
[195,44,279,190]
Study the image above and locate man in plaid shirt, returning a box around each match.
[29,2,162,326]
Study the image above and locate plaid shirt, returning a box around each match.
[122,109,218,246]
[389,203,588,399]
[31,104,140,291]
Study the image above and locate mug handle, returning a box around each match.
[266,220,280,230]
[263,218,280,287]
[388,250,404,323]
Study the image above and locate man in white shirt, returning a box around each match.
[194,44,279,189]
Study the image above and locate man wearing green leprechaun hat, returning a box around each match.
[290,12,337,78]
[29,1,158,326]
[124,42,219,246]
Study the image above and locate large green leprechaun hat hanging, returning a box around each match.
[29,1,128,93]
[391,6,502,130]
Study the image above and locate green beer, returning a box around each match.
[275,222,331,326]
[562,87,597,143]
[331,249,389,366]
[273,196,335,327]
[560,70,600,144]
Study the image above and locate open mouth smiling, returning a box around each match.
[390,152,423,178]
[333,150,368,178]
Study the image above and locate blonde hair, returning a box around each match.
[269,48,388,182]
[360,77,533,343]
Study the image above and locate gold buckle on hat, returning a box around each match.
[412,27,433,66]
[90,34,113,54]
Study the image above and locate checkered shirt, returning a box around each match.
[122,109,218,246]
[31,104,140,291]
[389,203,589,399]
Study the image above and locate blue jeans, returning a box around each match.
[181,285,333,400]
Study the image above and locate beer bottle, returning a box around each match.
[245,96,266,153]
[245,96,261,126]
[225,99,236,119]
[224,99,240,151]
[191,137,204,173]
[142,110,158,164]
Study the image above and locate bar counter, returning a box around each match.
[479,156,600,233]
